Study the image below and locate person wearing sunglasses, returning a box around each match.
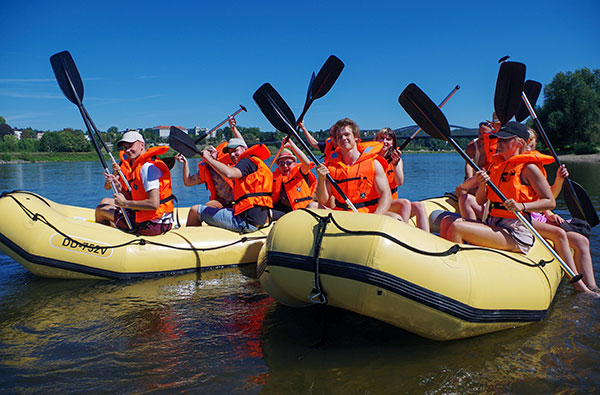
[272,137,316,213]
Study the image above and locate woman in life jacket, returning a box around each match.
[375,128,430,232]
[443,122,556,255]
[525,129,599,295]
[271,137,316,213]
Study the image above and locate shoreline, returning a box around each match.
[2,151,599,164]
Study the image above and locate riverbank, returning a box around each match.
[2,150,600,164]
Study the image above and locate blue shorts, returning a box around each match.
[196,205,258,233]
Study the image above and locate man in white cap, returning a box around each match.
[95,131,174,236]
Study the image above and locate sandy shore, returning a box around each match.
[557,153,600,163]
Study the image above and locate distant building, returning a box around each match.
[36,131,45,140]
[151,125,186,139]
[13,130,22,140]
[188,126,211,138]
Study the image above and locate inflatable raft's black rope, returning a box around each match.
[300,209,553,269]
[4,192,266,252]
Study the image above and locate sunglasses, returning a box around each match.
[278,160,295,167]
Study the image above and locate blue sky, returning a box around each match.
[2,0,599,133]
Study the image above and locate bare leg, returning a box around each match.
[95,199,118,226]
[410,201,430,232]
[567,231,598,291]
[459,193,483,220]
[388,199,411,222]
[533,221,595,295]
[446,218,521,252]
[186,205,202,227]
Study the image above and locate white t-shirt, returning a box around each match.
[139,162,173,224]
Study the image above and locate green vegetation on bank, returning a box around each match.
[1,67,598,162]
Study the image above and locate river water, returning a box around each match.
[1,153,599,393]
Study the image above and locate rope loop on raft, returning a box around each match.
[299,208,552,269]
[3,192,266,253]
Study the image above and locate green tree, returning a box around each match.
[39,129,91,152]
[538,68,600,150]
[0,115,5,124]
[0,122,13,137]
[0,135,19,151]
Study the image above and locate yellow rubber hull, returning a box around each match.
[0,191,270,280]
[258,195,563,341]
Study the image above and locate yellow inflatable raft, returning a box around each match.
[257,195,563,341]
[0,191,270,280]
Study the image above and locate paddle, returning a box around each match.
[168,126,202,157]
[515,80,541,122]
[398,83,583,282]
[50,50,133,230]
[195,105,247,144]
[493,61,526,125]
[521,85,599,226]
[253,82,358,212]
[50,51,131,192]
[398,85,460,151]
[296,55,344,124]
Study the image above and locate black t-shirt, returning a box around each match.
[235,158,269,227]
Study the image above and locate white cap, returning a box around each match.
[117,131,145,148]
[223,137,247,153]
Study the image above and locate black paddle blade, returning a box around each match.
[398,83,451,142]
[515,80,542,122]
[311,55,344,100]
[297,56,344,123]
[493,61,526,125]
[253,83,297,134]
[564,180,599,227]
[50,50,84,106]
[168,126,199,157]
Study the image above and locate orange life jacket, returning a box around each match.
[129,146,175,223]
[272,162,316,210]
[481,133,498,168]
[231,144,273,216]
[118,151,133,191]
[197,144,235,201]
[487,151,555,219]
[384,160,399,200]
[328,141,386,213]
[215,141,234,166]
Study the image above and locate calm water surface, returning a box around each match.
[1,153,599,393]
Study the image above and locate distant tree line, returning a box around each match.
[2,67,598,155]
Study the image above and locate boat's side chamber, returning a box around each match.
[258,202,562,340]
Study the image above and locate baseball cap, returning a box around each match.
[117,131,145,147]
[223,138,248,153]
[489,121,529,140]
